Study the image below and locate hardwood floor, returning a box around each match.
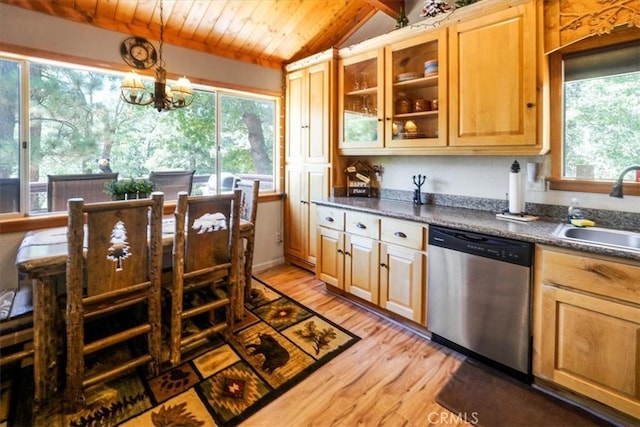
[245,264,467,427]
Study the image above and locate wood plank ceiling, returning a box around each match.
[1,0,404,68]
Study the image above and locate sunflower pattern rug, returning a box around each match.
[46,277,360,427]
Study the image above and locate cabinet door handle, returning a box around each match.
[325,216,334,222]
[337,249,343,254]
[526,102,534,108]
[356,223,367,229]
[380,263,387,268]
[301,200,307,204]
[344,251,351,256]
[394,231,407,238]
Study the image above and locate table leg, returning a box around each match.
[234,243,246,320]
[33,275,59,406]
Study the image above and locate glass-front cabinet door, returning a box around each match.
[385,30,447,149]
[339,48,384,149]
[339,30,447,153]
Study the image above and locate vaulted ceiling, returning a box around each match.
[1,0,404,68]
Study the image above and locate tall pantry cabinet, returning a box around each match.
[284,50,336,270]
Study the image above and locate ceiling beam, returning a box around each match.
[364,0,404,18]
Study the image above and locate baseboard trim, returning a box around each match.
[252,257,286,274]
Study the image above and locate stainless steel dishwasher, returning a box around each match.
[427,225,533,379]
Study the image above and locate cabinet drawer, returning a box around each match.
[539,247,640,305]
[345,211,379,239]
[317,206,344,231]
[381,218,425,250]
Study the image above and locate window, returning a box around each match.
[0,55,278,216]
[549,29,640,195]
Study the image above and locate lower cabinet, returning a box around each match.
[316,206,427,325]
[534,245,640,419]
[345,233,380,304]
[379,242,425,323]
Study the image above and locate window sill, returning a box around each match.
[0,192,283,234]
[548,178,640,196]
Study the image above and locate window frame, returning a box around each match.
[547,27,640,196]
[0,47,284,231]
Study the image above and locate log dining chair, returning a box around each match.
[48,173,119,212]
[148,170,195,201]
[65,192,164,410]
[0,283,33,369]
[164,189,241,366]
[237,179,260,316]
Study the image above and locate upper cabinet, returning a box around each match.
[338,48,384,150]
[286,56,334,164]
[339,30,448,155]
[336,0,547,155]
[448,1,539,149]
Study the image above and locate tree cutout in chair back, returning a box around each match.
[107,220,131,271]
[192,212,227,234]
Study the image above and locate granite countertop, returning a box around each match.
[314,197,640,262]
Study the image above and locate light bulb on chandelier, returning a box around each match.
[120,0,193,112]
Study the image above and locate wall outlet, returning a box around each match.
[275,231,283,243]
[528,179,547,192]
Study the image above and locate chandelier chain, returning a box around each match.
[158,0,165,69]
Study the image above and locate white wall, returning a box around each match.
[372,155,639,213]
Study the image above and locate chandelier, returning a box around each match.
[120,0,193,112]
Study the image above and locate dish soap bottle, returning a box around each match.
[567,198,584,223]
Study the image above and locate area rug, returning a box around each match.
[9,277,359,427]
[435,358,612,426]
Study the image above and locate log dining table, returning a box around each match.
[15,216,251,405]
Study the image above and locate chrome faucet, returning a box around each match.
[610,165,640,198]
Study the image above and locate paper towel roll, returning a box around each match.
[509,161,522,214]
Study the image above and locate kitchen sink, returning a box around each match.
[553,224,640,252]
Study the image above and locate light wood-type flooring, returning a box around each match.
[245,263,468,427]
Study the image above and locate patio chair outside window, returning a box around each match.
[149,170,195,201]
[47,173,118,212]
[0,178,20,213]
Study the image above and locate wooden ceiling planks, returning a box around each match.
[1,0,400,68]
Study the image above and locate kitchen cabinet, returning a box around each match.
[285,51,335,270]
[533,245,640,419]
[338,30,447,154]
[316,207,427,324]
[285,164,330,268]
[379,218,426,324]
[448,1,539,149]
[336,0,546,155]
[316,206,345,289]
[344,211,380,304]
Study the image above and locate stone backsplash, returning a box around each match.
[331,187,640,231]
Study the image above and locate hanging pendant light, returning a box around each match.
[120,0,193,112]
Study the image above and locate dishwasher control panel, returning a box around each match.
[429,226,532,267]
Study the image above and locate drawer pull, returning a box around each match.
[394,231,407,238]
[380,263,387,268]
[356,223,367,230]
[325,216,334,222]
